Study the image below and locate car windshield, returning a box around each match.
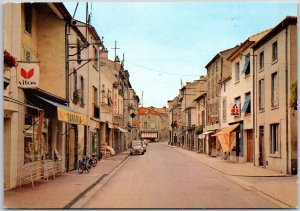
[132,141,141,146]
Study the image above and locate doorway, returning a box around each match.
[259,126,265,166]
[246,130,253,162]
[68,125,78,171]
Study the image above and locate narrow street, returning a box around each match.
[77,142,279,209]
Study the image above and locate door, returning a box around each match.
[247,130,253,162]
[69,127,76,171]
[259,126,265,166]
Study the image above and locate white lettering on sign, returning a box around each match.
[17,64,40,88]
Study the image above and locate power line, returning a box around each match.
[126,60,199,77]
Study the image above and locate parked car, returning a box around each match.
[130,140,144,155]
[143,139,150,145]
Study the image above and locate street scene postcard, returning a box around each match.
[3,1,298,209]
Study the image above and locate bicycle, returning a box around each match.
[78,154,91,174]
[89,152,97,167]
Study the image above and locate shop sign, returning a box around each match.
[231,102,240,116]
[57,107,86,125]
[113,89,118,114]
[17,63,40,88]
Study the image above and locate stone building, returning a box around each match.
[252,16,297,174]
[3,3,81,189]
[222,28,271,163]
[204,46,239,156]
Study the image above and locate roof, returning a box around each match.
[193,92,207,102]
[252,16,297,50]
[205,46,239,68]
[138,107,158,115]
[227,28,273,61]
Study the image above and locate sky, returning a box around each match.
[64,2,297,108]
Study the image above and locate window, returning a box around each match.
[259,51,264,69]
[241,54,250,76]
[101,84,105,103]
[271,72,279,107]
[144,122,148,129]
[235,62,240,81]
[93,86,98,106]
[222,98,226,121]
[234,96,241,116]
[93,46,98,69]
[201,110,205,126]
[241,92,251,114]
[24,49,31,62]
[259,79,265,111]
[77,39,82,64]
[223,83,226,92]
[272,41,278,62]
[80,76,84,107]
[24,3,32,34]
[270,123,280,154]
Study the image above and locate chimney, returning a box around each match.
[100,48,108,60]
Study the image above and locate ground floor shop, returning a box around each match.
[4,90,87,189]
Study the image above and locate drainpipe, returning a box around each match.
[285,27,289,174]
[252,50,256,166]
[65,21,70,171]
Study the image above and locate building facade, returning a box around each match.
[252,16,297,174]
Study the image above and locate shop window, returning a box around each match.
[270,123,280,154]
[24,3,32,34]
[24,116,52,164]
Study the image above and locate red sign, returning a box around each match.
[231,103,240,116]
[17,64,39,88]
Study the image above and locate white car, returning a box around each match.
[130,140,144,155]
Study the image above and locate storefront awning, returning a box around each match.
[212,124,240,153]
[35,95,87,125]
[212,124,239,137]
[117,127,128,133]
[202,131,215,135]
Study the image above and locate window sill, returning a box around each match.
[269,153,281,158]
[244,74,251,79]
[271,105,279,110]
[235,80,240,85]
[271,59,278,65]
[24,31,32,37]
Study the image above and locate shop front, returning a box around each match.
[25,91,87,172]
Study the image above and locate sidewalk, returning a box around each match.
[3,151,130,209]
[169,145,298,208]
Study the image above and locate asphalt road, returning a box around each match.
[79,142,280,208]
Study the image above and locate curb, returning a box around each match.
[64,153,130,208]
[168,146,295,208]
[169,145,286,177]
